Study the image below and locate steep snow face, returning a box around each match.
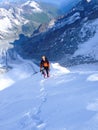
[0,59,38,90]
[0,62,98,130]
[22,0,42,12]
[73,19,98,60]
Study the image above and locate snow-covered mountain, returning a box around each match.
[0,7,26,40]
[0,0,62,43]
[12,0,98,66]
[0,0,64,69]
[0,1,98,130]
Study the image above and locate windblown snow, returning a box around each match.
[0,61,98,130]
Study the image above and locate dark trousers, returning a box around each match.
[44,67,49,77]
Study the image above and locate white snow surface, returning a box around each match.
[0,8,24,32]
[0,61,98,130]
[22,0,42,12]
[86,0,91,3]
[73,19,98,60]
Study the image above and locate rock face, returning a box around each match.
[12,0,98,66]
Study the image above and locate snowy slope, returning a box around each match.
[0,62,98,130]
[73,19,98,60]
[13,0,98,65]
[0,7,26,45]
[21,0,42,13]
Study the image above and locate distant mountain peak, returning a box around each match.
[0,0,64,45]
[86,0,92,3]
[21,0,42,13]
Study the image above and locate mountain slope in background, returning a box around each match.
[0,0,65,69]
[0,0,62,44]
[12,0,98,66]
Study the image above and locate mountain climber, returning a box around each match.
[40,56,50,78]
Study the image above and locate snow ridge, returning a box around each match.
[0,62,98,130]
[22,0,42,13]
